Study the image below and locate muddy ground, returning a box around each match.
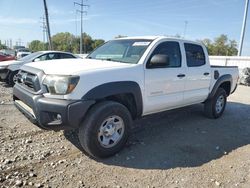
[0,82,250,188]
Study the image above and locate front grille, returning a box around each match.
[16,70,41,92]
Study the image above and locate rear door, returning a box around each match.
[183,43,211,104]
[144,41,186,115]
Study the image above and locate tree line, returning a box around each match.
[1,33,238,56]
[28,32,105,54]
[200,34,238,56]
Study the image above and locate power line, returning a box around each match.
[238,0,249,56]
[74,0,89,54]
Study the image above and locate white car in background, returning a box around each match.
[16,51,32,59]
[0,51,78,86]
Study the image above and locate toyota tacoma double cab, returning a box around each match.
[13,36,239,158]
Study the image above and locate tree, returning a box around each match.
[0,40,7,50]
[200,34,238,56]
[228,40,238,56]
[52,32,75,52]
[82,33,93,53]
[29,40,45,52]
[92,39,105,50]
[50,32,104,54]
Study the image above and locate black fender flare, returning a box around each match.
[208,74,232,99]
[82,81,143,117]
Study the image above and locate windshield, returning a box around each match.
[19,51,44,62]
[87,39,152,64]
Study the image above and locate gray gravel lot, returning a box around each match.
[0,82,250,188]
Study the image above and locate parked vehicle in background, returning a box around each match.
[0,51,78,86]
[0,53,16,61]
[15,48,30,57]
[12,36,239,158]
[13,46,26,51]
[0,49,16,57]
[16,51,32,59]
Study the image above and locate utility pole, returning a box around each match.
[43,0,53,50]
[238,0,249,56]
[40,16,46,50]
[74,0,89,54]
[183,21,188,39]
[10,39,12,49]
[75,10,78,37]
[18,38,22,46]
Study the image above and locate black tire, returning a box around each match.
[204,88,227,119]
[78,101,132,158]
[8,71,18,87]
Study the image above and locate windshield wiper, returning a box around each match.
[102,58,120,62]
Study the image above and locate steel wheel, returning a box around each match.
[215,95,225,114]
[98,115,125,148]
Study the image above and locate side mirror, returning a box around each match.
[34,58,40,62]
[149,54,170,68]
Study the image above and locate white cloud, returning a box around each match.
[0,16,38,25]
[49,6,74,16]
[50,14,100,25]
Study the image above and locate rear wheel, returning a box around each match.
[8,70,18,86]
[204,88,227,119]
[78,101,132,158]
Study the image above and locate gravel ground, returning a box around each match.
[0,82,250,188]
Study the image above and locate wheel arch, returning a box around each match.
[82,81,143,119]
[208,74,232,99]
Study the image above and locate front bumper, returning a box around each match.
[0,68,9,80]
[13,84,95,131]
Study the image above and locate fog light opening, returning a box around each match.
[56,114,62,121]
[48,113,62,126]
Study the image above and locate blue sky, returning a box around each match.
[0,0,249,55]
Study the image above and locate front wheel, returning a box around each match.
[204,88,227,119]
[8,70,18,86]
[78,101,132,158]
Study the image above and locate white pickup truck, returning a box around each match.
[13,36,239,158]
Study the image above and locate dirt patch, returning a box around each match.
[1,82,250,188]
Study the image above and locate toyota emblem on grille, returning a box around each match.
[20,73,28,83]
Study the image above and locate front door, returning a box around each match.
[144,41,186,115]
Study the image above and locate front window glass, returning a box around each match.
[87,39,152,64]
[148,41,182,68]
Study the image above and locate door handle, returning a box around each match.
[204,72,210,76]
[177,74,186,78]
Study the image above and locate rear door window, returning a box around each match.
[184,43,206,67]
[60,53,75,59]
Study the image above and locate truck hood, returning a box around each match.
[24,59,134,75]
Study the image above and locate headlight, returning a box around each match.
[43,75,80,95]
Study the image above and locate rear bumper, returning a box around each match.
[13,84,95,131]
